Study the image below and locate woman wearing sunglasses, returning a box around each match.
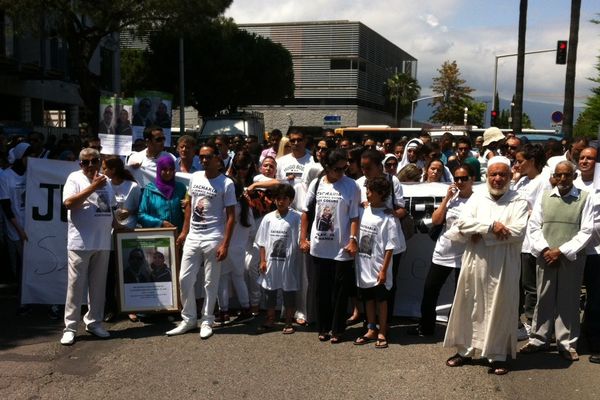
[409,164,475,337]
[300,148,360,343]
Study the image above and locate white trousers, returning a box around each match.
[64,250,109,332]
[218,245,250,310]
[179,237,220,325]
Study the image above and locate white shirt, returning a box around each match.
[0,168,26,241]
[63,170,116,251]
[356,206,399,289]
[187,171,237,241]
[255,209,301,291]
[574,177,600,255]
[356,174,407,254]
[301,160,323,187]
[303,175,360,261]
[528,185,594,261]
[126,149,176,188]
[432,195,470,268]
[512,174,547,254]
[276,152,312,186]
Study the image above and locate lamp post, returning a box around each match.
[410,95,443,128]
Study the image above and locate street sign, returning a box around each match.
[323,115,342,126]
[551,111,563,124]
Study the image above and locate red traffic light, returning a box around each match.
[491,110,498,117]
[556,40,567,64]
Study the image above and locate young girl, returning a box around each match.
[354,176,400,348]
[255,184,301,334]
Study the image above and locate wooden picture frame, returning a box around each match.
[115,227,180,313]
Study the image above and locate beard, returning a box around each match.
[487,180,510,197]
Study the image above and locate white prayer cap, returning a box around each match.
[8,142,30,164]
[487,156,511,168]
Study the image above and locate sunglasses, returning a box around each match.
[316,146,328,152]
[199,154,215,160]
[152,136,166,143]
[80,158,100,166]
[454,175,470,182]
[289,139,303,144]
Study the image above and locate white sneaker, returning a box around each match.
[60,331,75,345]
[166,321,197,336]
[200,322,213,339]
[517,325,529,341]
[86,325,110,338]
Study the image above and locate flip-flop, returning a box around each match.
[318,333,331,342]
[488,361,509,375]
[330,336,342,344]
[354,335,377,345]
[282,324,296,334]
[446,353,472,367]
[375,338,388,349]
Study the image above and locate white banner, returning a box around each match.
[22,158,79,304]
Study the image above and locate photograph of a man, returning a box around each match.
[150,251,172,282]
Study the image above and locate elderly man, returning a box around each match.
[60,148,118,345]
[520,160,594,361]
[443,157,529,375]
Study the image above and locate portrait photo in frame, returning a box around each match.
[115,227,180,313]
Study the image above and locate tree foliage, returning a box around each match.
[142,18,294,117]
[430,60,478,125]
[385,73,420,126]
[573,14,600,138]
[497,108,534,129]
[0,0,232,129]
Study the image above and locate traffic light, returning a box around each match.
[491,110,498,126]
[556,40,567,65]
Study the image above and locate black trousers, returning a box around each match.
[419,262,460,334]
[313,257,353,335]
[584,254,600,352]
[520,252,537,322]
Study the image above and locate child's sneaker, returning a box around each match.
[213,311,230,327]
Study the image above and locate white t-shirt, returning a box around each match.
[187,171,237,241]
[356,174,407,254]
[111,179,141,229]
[0,169,26,241]
[303,175,360,261]
[126,149,176,188]
[513,174,547,254]
[255,209,301,291]
[301,160,323,187]
[431,195,470,268]
[63,170,116,251]
[276,152,312,186]
[356,206,399,290]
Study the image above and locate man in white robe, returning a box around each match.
[443,156,529,375]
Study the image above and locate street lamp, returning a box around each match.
[410,95,443,128]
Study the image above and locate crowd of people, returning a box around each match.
[1,125,598,375]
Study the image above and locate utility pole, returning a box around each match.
[513,0,527,135]
[562,0,581,138]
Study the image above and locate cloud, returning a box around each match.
[226,1,599,107]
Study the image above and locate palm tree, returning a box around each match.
[387,72,421,126]
[563,0,581,138]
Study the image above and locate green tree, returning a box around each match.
[143,18,294,117]
[573,15,600,138]
[430,60,476,124]
[386,72,420,126]
[497,109,534,129]
[0,0,232,129]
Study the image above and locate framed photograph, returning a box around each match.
[115,227,180,313]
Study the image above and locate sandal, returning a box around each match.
[346,315,362,326]
[354,335,377,346]
[318,333,331,342]
[446,353,472,367]
[282,324,296,335]
[375,338,388,349]
[330,335,342,344]
[488,361,509,375]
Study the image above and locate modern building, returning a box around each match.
[0,10,119,137]
[239,20,417,133]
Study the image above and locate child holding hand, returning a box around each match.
[354,176,400,348]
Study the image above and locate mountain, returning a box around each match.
[412,96,582,129]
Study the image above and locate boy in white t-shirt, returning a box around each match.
[354,176,400,349]
[255,184,301,334]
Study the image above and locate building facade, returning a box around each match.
[239,20,417,133]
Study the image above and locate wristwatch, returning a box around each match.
[349,235,358,242]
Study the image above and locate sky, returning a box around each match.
[225,0,599,110]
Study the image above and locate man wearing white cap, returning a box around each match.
[481,127,505,161]
[443,156,528,375]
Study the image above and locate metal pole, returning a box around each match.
[179,37,185,135]
[410,101,415,128]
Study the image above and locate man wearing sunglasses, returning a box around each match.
[60,148,120,346]
[275,130,311,187]
[127,126,176,188]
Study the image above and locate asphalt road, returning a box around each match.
[1,289,599,400]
